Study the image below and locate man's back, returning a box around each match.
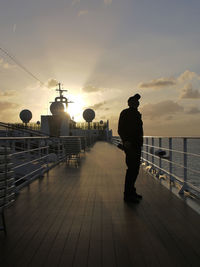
[118,107,143,147]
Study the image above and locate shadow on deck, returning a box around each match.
[1,141,200,267]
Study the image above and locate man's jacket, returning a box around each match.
[118,107,143,147]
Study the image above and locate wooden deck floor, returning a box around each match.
[1,141,200,267]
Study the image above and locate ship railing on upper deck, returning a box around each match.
[0,135,96,233]
[112,136,200,199]
[0,135,92,193]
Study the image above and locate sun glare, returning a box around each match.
[66,94,86,121]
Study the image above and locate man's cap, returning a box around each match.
[128,93,141,103]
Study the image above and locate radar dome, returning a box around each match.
[83,109,95,123]
[19,109,32,124]
[99,120,103,124]
[50,101,64,115]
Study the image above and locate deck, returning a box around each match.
[1,141,200,267]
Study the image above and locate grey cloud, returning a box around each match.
[138,77,176,89]
[186,107,200,114]
[78,10,88,16]
[141,100,183,119]
[104,0,112,6]
[0,101,19,111]
[0,90,17,97]
[71,0,80,5]
[82,85,101,93]
[13,24,17,33]
[90,101,106,110]
[46,78,58,88]
[180,83,200,99]
[0,58,15,69]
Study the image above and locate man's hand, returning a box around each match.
[123,141,132,150]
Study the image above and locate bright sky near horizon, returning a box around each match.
[0,0,200,136]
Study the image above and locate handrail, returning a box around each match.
[111,136,200,198]
[0,136,49,140]
[143,144,200,157]
[0,135,93,194]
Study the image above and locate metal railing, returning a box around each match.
[112,136,200,198]
[0,135,91,233]
[0,135,91,192]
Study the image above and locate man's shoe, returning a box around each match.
[124,195,140,203]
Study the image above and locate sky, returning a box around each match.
[0,0,200,136]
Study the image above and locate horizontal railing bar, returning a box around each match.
[15,165,46,183]
[0,136,49,140]
[113,135,200,139]
[143,136,200,139]
[12,155,48,170]
[143,144,200,157]
[10,146,49,156]
[142,150,200,175]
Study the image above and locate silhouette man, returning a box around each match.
[118,93,143,203]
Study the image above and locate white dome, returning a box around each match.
[19,109,32,123]
[50,102,64,115]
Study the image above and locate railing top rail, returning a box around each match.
[113,136,200,139]
[0,136,49,140]
[144,136,200,139]
[59,136,83,138]
[142,144,200,157]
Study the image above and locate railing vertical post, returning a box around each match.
[152,137,154,166]
[46,139,49,171]
[38,139,41,158]
[179,137,188,195]
[146,137,148,163]
[58,139,60,160]
[183,137,188,186]
[27,138,30,160]
[169,138,173,188]
[11,140,15,154]
[159,138,162,170]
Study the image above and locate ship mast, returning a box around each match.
[55,83,73,109]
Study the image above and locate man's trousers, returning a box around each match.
[124,147,141,197]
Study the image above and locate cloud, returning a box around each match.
[13,24,16,33]
[180,83,200,99]
[0,90,17,97]
[78,10,88,16]
[46,78,58,88]
[138,77,176,89]
[0,58,15,69]
[82,84,102,93]
[178,70,197,82]
[72,0,80,5]
[89,101,106,110]
[0,101,19,111]
[141,100,183,119]
[104,0,112,6]
[186,106,200,114]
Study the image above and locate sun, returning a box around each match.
[66,94,86,121]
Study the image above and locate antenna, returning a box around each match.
[56,83,68,99]
[54,82,74,109]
